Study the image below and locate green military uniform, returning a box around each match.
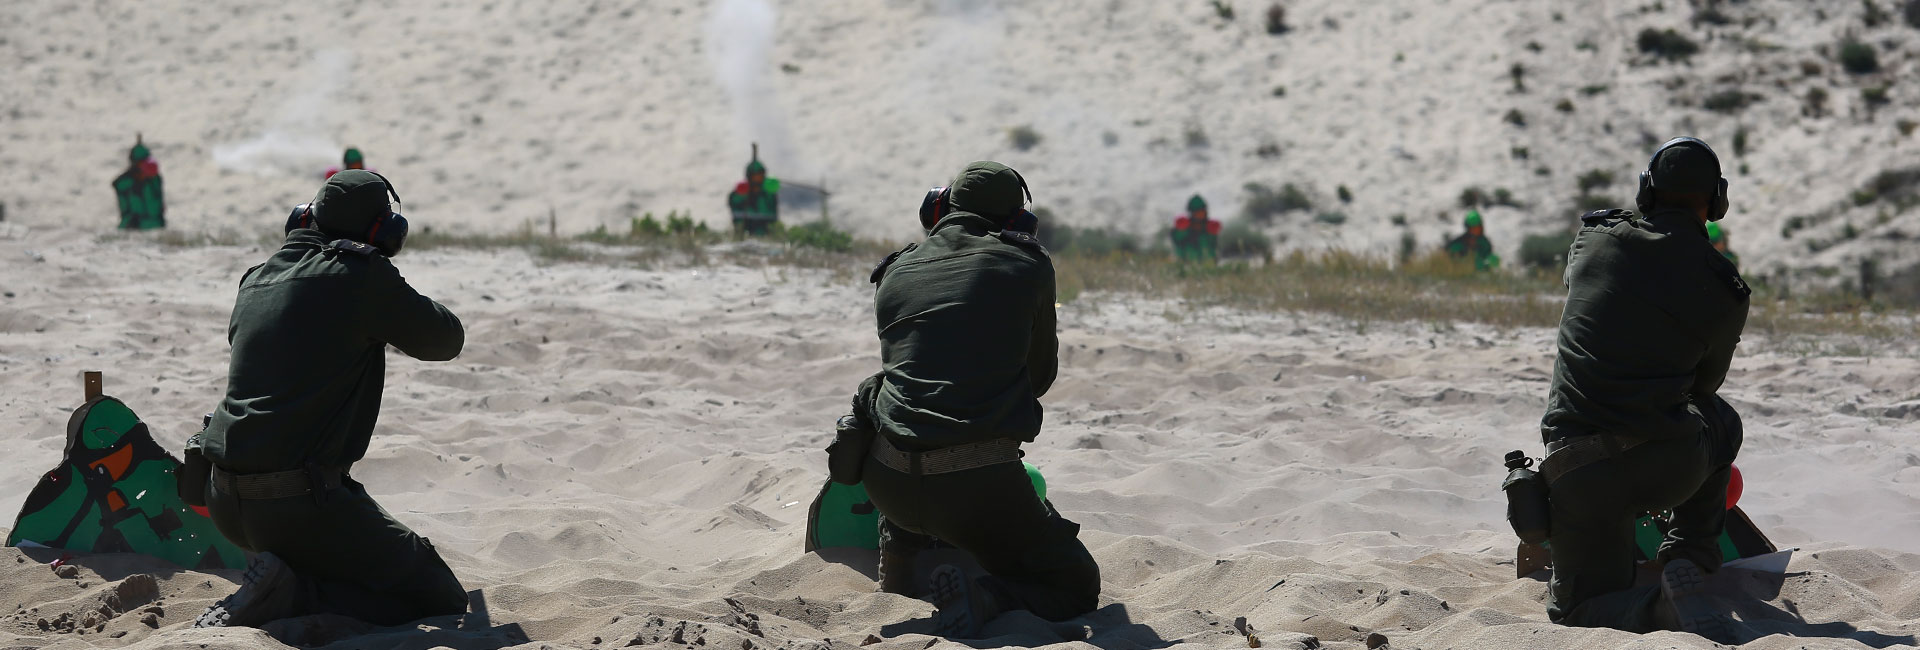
[1541,206,1749,632]
[1445,211,1498,271]
[854,161,1099,623]
[201,171,468,625]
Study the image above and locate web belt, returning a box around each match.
[871,434,1021,476]
[210,465,343,501]
[1539,434,1649,485]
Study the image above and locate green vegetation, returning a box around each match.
[1576,169,1615,194]
[1210,0,1234,21]
[1862,85,1892,108]
[1504,109,1527,127]
[1265,2,1289,34]
[1337,185,1353,203]
[1555,98,1575,113]
[1519,230,1576,271]
[1314,211,1348,225]
[1008,125,1042,151]
[1907,0,1920,28]
[1243,182,1313,222]
[1637,28,1700,62]
[1804,87,1831,118]
[1732,127,1749,157]
[1218,221,1273,258]
[1702,89,1760,113]
[1838,38,1879,74]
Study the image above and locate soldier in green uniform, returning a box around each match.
[835,161,1099,637]
[111,135,166,230]
[192,170,470,628]
[1445,210,1498,271]
[728,150,781,235]
[1538,138,1750,642]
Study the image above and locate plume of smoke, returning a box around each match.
[705,0,799,174]
[211,49,353,178]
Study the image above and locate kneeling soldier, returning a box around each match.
[1540,138,1749,642]
[835,161,1100,637]
[193,170,469,628]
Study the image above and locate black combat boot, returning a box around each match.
[194,552,307,628]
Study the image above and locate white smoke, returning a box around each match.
[211,49,353,177]
[705,0,799,173]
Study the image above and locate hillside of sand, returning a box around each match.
[2,0,1918,294]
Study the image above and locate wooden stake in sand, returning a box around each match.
[82,371,102,402]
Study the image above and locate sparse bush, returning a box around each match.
[1527,41,1543,53]
[1272,85,1287,97]
[782,218,854,251]
[634,213,665,236]
[1804,87,1831,117]
[1519,229,1577,271]
[1555,98,1575,112]
[1510,63,1527,92]
[1459,187,1490,209]
[1694,6,1734,25]
[1838,38,1879,74]
[1211,0,1234,21]
[1865,0,1893,27]
[1337,185,1353,203]
[1861,166,1920,208]
[1256,142,1282,158]
[1511,146,1530,160]
[1862,85,1892,107]
[1218,221,1273,257]
[1243,182,1313,222]
[1733,127,1749,157]
[1008,125,1042,151]
[1638,28,1700,62]
[1185,124,1210,148]
[1493,188,1520,207]
[1800,60,1824,76]
[1535,166,1552,177]
[1907,0,1920,28]
[1576,40,1597,52]
[1703,89,1760,113]
[1577,169,1615,194]
[1898,119,1918,136]
[1315,211,1348,225]
[1389,213,1408,226]
[1265,2,1289,34]
[1504,109,1527,127]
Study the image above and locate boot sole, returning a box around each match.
[1661,560,1733,643]
[194,552,297,628]
[927,565,981,638]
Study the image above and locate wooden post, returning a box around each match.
[83,371,103,402]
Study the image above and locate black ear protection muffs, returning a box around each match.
[918,170,1039,234]
[1636,136,1730,222]
[284,171,410,256]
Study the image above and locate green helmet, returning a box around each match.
[746,159,767,177]
[1464,210,1483,228]
[1187,194,1208,212]
[343,147,364,165]
[1706,221,1724,242]
[129,143,150,162]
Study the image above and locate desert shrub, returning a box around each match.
[1638,28,1700,62]
[1511,146,1530,160]
[1519,230,1577,271]
[1804,87,1831,117]
[1211,0,1234,21]
[1577,169,1615,194]
[1510,63,1527,92]
[1008,125,1042,151]
[1898,119,1918,136]
[1862,85,1892,107]
[1218,221,1272,258]
[1907,0,1920,28]
[1861,166,1920,208]
[1703,89,1760,113]
[1185,124,1210,148]
[1493,188,1520,207]
[1459,187,1489,209]
[1337,185,1353,203]
[1838,38,1879,74]
[1265,2,1289,34]
[1243,182,1312,222]
[1504,109,1527,127]
[1800,60,1824,76]
[1555,98,1575,112]
[1389,213,1408,226]
[1865,0,1893,27]
[1314,211,1348,225]
[1694,6,1734,25]
[782,218,854,251]
[1732,127,1749,157]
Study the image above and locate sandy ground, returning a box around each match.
[2,225,1919,649]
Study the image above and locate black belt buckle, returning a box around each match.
[305,463,331,505]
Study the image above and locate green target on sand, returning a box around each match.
[804,462,1048,552]
[7,397,246,570]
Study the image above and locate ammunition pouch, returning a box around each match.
[177,433,211,507]
[826,415,875,485]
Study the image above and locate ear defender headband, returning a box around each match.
[284,172,411,257]
[918,169,1038,233]
[1635,136,1730,222]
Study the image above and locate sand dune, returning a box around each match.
[4,225,1919,649]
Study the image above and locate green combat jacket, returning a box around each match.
[1541,208,1749,443]
[865,210,1058,450]
[203,230,464,473]
[112,170,166,230]
[1445,232,1499,271]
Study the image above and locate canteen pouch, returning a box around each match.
[1501,450,1551,544]
[826,415,875,485]
[178,431,211,507]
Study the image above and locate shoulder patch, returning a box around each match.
[869,243,916,284]
[1580,208,1634,223]
[328,239,379,257]
[996,229,1049,255]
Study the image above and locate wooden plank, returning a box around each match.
[82,371,102,402]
